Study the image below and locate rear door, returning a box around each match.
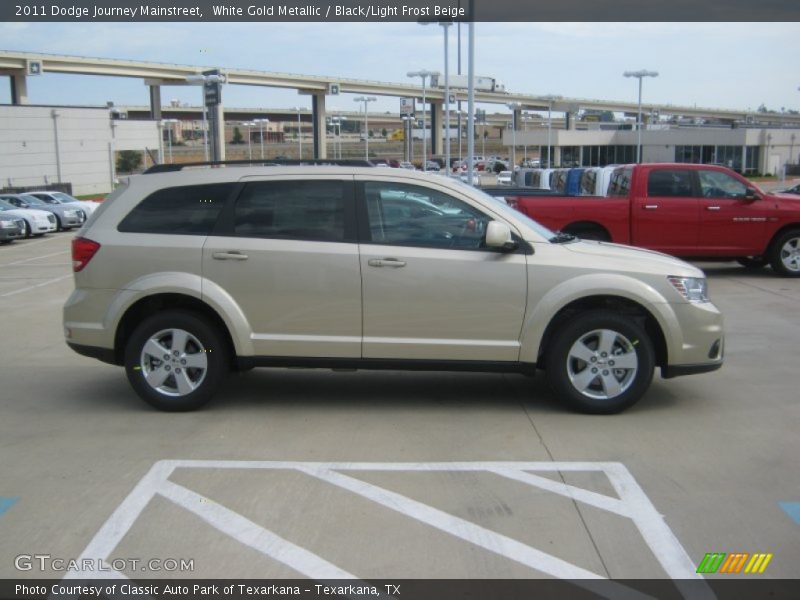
[631,167,700,254]
[202,176,362,358]
[356,177,527,362]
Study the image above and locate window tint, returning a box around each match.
[234,180,345,242]
[364,182,489,250]
[698,170,747,198]
[607,168,633,197]
[118,183,231,234]
[647,169,693,197]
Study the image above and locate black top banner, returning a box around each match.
[2,0,800,22]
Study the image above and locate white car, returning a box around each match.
[496,171,514,186]
[27,191,98,216]
[0,200,57,237]
[459,172,481,186]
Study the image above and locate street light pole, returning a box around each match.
[240,122,255,160]
[507,101,521,168]
[542,95,562,168]
[407,70,438,171]
[624,69,659,163]
[254,118,269,159]
[293,107,306,159]
[161,119,179,163]
[354,96,376,160]
[441,22,452,175]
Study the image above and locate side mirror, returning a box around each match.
[485,221,518,251]
[744,187,760,202]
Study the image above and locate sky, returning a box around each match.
[0,22,798,117]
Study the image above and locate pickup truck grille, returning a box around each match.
[47,214,56,224]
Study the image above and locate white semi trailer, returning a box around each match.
[430,74,506,93]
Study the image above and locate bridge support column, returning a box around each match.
[9,71,28,104]
[149,85,162,121]
[312,93,327,159]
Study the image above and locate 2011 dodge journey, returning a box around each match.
[64,163,723,413]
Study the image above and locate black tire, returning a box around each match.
[736,256,768,269]
[768,229,800,277]
[545,310,655,414]
[564,224,611,242]
[55,216,63,232]
[22,220,32,238]
[124,310,229,411]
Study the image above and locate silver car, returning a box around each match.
[64,166,723,413]
[0,194,83,231]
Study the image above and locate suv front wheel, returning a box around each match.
[546,311,655,414]
[124,310,228,411]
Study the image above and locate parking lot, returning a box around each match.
[0,231,798,584]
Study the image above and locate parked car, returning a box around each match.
[0,199,57,237]
[496,171,514,186]
[424,161,441,172]
[776,182,800,195]
[65,164,723,414]
[0,211,25,243]
[0,194,86,234]
[459,171,481,186]
[26,191,97,218]
[399,162,416,170]
[491,163,800,276]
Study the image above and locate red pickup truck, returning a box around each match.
[496,163,800,277]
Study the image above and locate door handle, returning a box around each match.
[368,258,406,268]
[644,204,659,210]
[212,251,249,261]
[706,206,721,211]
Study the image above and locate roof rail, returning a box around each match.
[143,159,376,174]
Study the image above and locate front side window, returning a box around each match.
[647,169,693,197]
[363,182,489,250]
[234,180,346,242]
[697,170,747,198]
[118,183,232,234]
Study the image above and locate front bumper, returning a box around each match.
[662,300,724,377]
[0,225,23,241]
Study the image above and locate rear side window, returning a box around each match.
[647,169,693,197]
[607,168,633,197]
[233,180,346,242]
[580,171,597,195]
[118,183,232,234]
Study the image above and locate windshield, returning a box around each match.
[464,185,556,241]
[52,192,80,203]
[0,201,14,211]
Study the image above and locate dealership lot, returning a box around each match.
[0,233,798,582]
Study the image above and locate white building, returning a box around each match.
[505,126,800,175]
[0,105,160,196]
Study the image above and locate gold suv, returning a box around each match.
[64,165,723,413]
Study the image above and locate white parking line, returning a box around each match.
[0,273,72,298]
[0,250,69,267]
[61,460,713,600]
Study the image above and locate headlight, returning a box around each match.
[0,219,13,228]
[668,276,709,303]
[64,210,78,217]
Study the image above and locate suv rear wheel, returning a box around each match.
[546,311,655,414]
[124,310,228,411]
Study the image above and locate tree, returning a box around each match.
[381,128,388,138]
[232,127,244,144]
[116,150,142,174]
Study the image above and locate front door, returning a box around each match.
[356,178,528,362]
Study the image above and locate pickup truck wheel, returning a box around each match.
[769,230,800,277]
[546,311,655,414]
[736,256,767,269]
[124,310,229,411]
[563,224,611,242]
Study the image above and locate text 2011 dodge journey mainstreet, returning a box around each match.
[64,164,724,413]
